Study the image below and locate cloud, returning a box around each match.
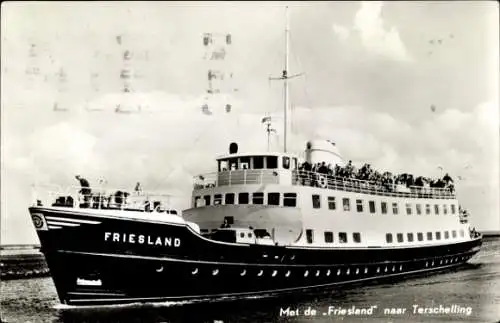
[332,2,412,62]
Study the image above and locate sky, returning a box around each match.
[1,1,499,245]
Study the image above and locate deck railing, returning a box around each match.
[31,184,180,213]
[193,169,456,199]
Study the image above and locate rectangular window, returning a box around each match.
[312,195,321,209]
[214,194,223,205]
[327,196,336,210]
[253,156,264,169]
[240,157,250,170]
[460,229,465,237]
[417,232,424,241]
[282,156,290,169]
[369,201,376,213]
[353,232,361,243]
[343,198,350,211]
[392,203,399,215]
[266,156,278,169]
[444,231,449,239]
[324,231,334,243]
[416,204,422,215]
[386,233,393,243]
[443,204,448,215]
[268,193,280,206]
[339,232,348,243]
[283,193,297,207]
[381,202,388,214]
[451,204,456,214]
[427,232,433,240]
[434,205,440,215]
[436,231,441,240]
[397,233,404,243]
[452,230,457,238]
[356,199,363,212]
[406,203,412,215]
[407,233,414,242]
[426,204,431,215]
[252,192,264,205]
[306,229,314,244]
[238,193,249,204]
[225,193,235,205]
[203,195,211,206]
[195,196,203,207]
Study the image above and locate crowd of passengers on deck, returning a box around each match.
[297,160,455,193]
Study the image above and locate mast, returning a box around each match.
[284,5,290,153]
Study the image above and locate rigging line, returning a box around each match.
[151,114,220,190]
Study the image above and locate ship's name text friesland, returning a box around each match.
[104,232,181,247]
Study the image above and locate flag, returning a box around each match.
[262,116,271,123]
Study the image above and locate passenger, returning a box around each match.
[134,182,142,195]
[75,175,91,208]
[220,218,231,228]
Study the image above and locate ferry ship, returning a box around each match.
[28,7,482,306]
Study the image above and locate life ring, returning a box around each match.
[318,175,327,188]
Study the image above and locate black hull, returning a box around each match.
[29,207,483,306]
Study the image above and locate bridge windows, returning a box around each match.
[324,231,334,243]
[443,204,448,215]
[369,201,376,214]
[306,229,314,244]
[356,199,363,213]
[268,193,280,206]
[214,194,223,205]
[225,193,235,205]
[312,195,321,209]
[435,231,441,240]
[427,232,433,241]
[452,230,457,238]
[327,196,336,210]
[459,229,465,237]
[386,233,393,243]
[397,233,404,243]
[353,232,361,243]
[343,198,351,211]
[406,203,412,215]
[252,192,264,205]
[282,157,290,169]
[204,195,211,206]
[407,233,414,242]
[254,156,264,169]
[392,203,399,215]
[238,192,249,204]
[283,193,297,207]
[416,204,422,215]
[426,204,431,215]
[444,231,449,239]
[417,232,423,241]
[381,202,388,214]
[339,232,348,243]
[451,204,456,214]
[266,156,278,169]
[434,205,440,215]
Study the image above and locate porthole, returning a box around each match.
[304,270,309,277]
[272,270,277,277]
[364,267,368,274]
[212,269,219,276]
[285,270,291,277]
[274,255,279,259]
[315,270,320,277]
[240,269,246,276]
[263,254,268,258]
[192,268,198,275]
[326,269,331,276]
[337,269,341,276]
[355,268,359,275]
[257,270,263,277]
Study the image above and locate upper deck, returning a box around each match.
[194,150,455,199]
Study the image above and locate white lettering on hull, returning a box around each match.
[104,232,181,248]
